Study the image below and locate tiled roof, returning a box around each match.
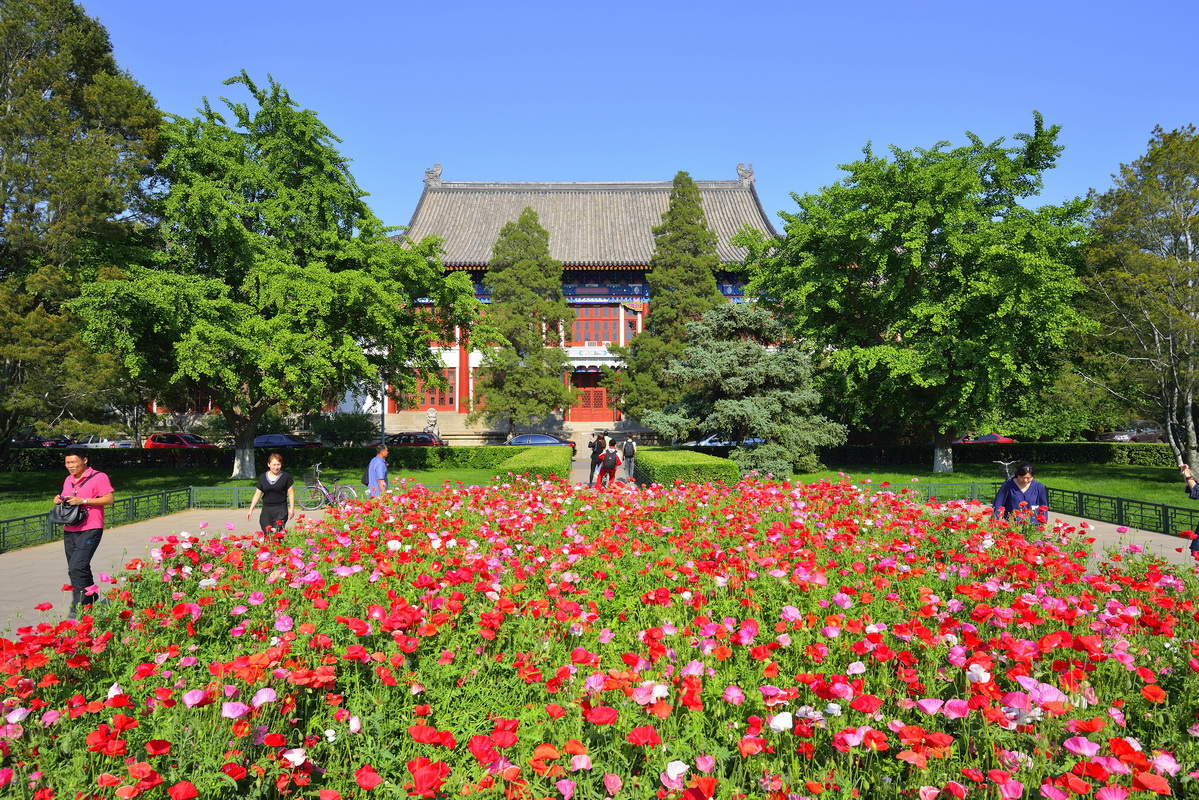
[402,166,779,267]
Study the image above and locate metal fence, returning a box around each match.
[6,482,1199,554]
[0,487,258,553]
[842,482,1199,537]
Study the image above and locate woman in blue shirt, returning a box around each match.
[993,462,1048,524]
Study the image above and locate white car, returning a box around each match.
[75,434,136,449]
[689,433,765,447]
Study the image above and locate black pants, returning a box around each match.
[260,504,288,533]
[64,528,103,609]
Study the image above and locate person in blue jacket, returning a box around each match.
[1178,462,1199,558]
[993,462,1048,524]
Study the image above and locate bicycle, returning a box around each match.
[298,462,358,510]
[994,460,1019,479]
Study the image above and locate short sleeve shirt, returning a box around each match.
[256,471,294,506]
[61,467,114,532]
[368,456,388,497]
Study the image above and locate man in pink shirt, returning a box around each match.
[53,449,114,619]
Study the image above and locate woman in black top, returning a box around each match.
[246,452,295,533]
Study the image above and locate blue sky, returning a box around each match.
[81,0,1197,233]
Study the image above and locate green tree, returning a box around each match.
[605,171,725,419]
[746,114,1092,472]
[642,303,846,476]
[71,73,479,478]
[1086,125,1199,465]
[0,0,160,458]
[469,207,576,438]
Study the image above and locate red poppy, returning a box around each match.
[627,725,661,746]
[584,706,618,725]
[166,781,198,800]
[355,764,383,790]
[145,740,171,756]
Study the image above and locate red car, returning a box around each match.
[952,432,1015,444]
[143,432,218,449]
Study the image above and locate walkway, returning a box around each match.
[2,458,1193,631]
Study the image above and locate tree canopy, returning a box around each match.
[72,73,479,478]
[642,303,846,476]
[746,114,1092,471]
[1086,124,1199,465]
[0,0,160,458]
[470,206,576,438]
[605,171,725,420]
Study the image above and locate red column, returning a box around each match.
[457,328,470,411]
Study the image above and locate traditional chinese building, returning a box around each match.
[378,164,779,441]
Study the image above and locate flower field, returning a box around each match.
[2,476,1199,800]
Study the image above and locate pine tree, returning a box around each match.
[641,303,846,476]
[0,0,160,458]
[606,171,725,419]
[470,207,577,438]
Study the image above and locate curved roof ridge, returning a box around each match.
[402,168,780,267]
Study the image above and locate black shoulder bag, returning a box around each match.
[49,474,92,527]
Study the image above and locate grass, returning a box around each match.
[796,461,1194,507]
[6,460,1193,522]
[0,465,512,521]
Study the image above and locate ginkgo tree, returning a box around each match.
[745,114,1092,472]
[72,73,479,478]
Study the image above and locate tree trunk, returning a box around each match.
[225,408,265,480]
[932,432,954,473]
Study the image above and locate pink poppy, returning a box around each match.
[1063,737,1100,758]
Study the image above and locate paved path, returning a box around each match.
[3,458,1194,631]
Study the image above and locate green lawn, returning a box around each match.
[6,461,1194,522]
[0,466,509,520]
[796,462,1194,507]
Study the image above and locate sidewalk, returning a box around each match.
[0,507,324,632]
[3,464,1194,631]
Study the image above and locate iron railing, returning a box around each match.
[0,487,258,553]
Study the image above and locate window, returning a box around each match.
[570,304,620,344]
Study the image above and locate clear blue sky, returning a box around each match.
[81,0,1197,232]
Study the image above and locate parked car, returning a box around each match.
[500,432,576,456]
[1097,421,1166,444]
[144,432,218,449]
[385,432,447,447]
[686,433,765,447]
[952,432,1016,444]
[253,433,322,449]
[75,434,136,449]
[8,431,70,448]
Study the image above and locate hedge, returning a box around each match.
[818,442,1178,468]
[634,447,740,486]
[492,446,573,482]
[1,445,523,475]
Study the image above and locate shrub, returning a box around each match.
[819,442,1178,468]
[635,447,739,485]
[494,446,572,481]
[309,412,381,447]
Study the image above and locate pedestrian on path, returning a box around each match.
[587,433,602,483]
[594,438,623,490]
[621,434,637,479]
[1177,462,1199,559]
[368,444,389,497]
[246,452,295,533]
[53,449,114,619]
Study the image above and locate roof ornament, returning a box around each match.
[736,163,754,185]
[424,163,443,187]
